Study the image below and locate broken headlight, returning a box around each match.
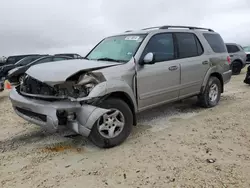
[55,73,101,99]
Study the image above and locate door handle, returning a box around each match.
[202,61,209,65]
[169,66,178,71]
[230,55,234,57]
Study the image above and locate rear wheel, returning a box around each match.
[89,98,133,148]
[232,61,242,75]
[198,76,222,108]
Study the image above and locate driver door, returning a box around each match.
[136,33,181,111]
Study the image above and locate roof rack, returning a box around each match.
[125,26,161,33]
[140,25,214,32]
[159,25,214,32]
[124,25,214,33]
[141,26,161,30]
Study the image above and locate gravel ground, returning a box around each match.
[1,68,250,188]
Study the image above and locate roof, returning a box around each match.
[113,25,215,36]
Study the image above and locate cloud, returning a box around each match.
[0,0,250,56]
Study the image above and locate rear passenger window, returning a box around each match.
[203,33,227,53]
[226,45,240,53]
[142,33,174,63]
[175,33,203,58]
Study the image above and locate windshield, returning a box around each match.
[15,56,40,66]
[243,46,250,52]
[86,34,147,62]
[15,57,30,65]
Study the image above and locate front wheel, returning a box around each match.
[198,76,222,108]
[89,98,133,148]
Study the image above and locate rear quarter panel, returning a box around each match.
[196,31,231,89]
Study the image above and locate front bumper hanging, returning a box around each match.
[9,87,110,137]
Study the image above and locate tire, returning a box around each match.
[232,61,242,75]
[198,76,222,108]
[89,98,133,148]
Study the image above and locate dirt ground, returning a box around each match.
[1,68,250,188]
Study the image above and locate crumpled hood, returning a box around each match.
[26,59,121,85]
[245,51,250,55]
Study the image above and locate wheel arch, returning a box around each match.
[86,80,138,125]
[201,69,224,94]
[210,72,224,93]
[107,91,137,126]
[232,59,243,66]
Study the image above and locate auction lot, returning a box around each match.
[1,68,250,188]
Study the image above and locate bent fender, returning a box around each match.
[74,105,111,136]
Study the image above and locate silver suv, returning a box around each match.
[226,43,247,75]
[9,25,232,148]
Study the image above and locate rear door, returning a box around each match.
[175,32,210,98]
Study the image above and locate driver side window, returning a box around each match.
[142,33,174,63]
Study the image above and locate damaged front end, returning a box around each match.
[10,71,112,137]
[20,71,106,101]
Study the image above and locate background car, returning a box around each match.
[0,55,46,80]
[0,56,7,66]
[226,43,247,75]
[7,55,73,85]
[0,77,4,91]
[244,65,250,84]
[243,46,250,62]
[2,54,46,67]
[54,53,82,59]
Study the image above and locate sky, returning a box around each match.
[0,0,250,57]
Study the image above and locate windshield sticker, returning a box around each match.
[125,36,140,41]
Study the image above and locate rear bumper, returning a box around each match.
[9,87,110,136]
[223,70,232,84]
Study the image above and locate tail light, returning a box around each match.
[227,56,231,64]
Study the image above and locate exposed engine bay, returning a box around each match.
[20,72,106,100]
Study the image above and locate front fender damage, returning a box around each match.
[18,71,132,136]
[68,104,111,137]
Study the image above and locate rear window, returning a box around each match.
[6,57,16,64]
[203,33,227,53]
[226,45,240,53]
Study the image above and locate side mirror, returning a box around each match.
[141,52,154,65]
